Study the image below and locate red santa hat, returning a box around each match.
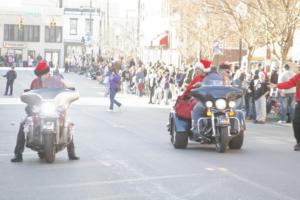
[197,59,212,72]
[34,60,49,77]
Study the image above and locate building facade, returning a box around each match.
[0,5,64,67]
[63,7,103,66]
[140,0,181,66]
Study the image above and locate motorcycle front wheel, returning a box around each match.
[44,134,56,163]
[216,127,229,153]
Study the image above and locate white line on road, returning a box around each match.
[225,170,297,200]
[0,152,35,157]
[38,172,207,189]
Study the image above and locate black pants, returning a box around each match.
[14,120,77,157]
[149,86,155,103]
[5,80,14,95]
[293,103,300,144]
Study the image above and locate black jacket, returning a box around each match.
[254,81,269,100]
[4,69,17,82]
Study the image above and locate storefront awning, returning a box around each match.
[159,33,168,47]
[150,31,169,48]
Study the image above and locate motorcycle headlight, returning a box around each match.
[41,102,56,115]
[229,101,236,108]
[215,99,227,110]
[205,101,213,108]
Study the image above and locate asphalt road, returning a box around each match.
[0,68,299,200]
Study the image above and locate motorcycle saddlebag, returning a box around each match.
[174,95,197,120]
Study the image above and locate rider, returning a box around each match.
[11,60,80,162]
[191,63,232,134]
[184,60,212,96]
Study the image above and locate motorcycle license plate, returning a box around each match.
[43,122,55,130]
[217,117,230,125]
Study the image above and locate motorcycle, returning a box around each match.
[20,88,79,163]
[168,80,246,153]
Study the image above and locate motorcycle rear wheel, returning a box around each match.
[170,120,188,149]
[229,131,244,149]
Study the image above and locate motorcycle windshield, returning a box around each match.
[21,88,79,107]
[201,73,224,86]
[191,86,243,102]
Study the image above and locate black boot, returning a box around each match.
[11,154,23,162]
[69,154,80,160]
[67,139,79,160]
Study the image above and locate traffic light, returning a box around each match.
[18,17,23,30]
[50,18,56,29]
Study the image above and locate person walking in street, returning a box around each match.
[277,64,296,123]
[3,66,17,96]
[108,68,122,111]
[270,72,300,151]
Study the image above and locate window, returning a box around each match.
[3,24,40,42]
[70,18,78,35]
[45,26,62,43]
[85,19,93,36]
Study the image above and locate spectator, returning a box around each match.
[162,69,171,105]
[148,69,157,104]
[135,67,145,97]
[121,66,131,95]
[254,72,269,124]
[278,64,296,123]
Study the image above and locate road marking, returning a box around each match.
[0,152,35,157]
[38,172,207,189]
[217,167,228,172]
[226,170,297,200]
[205,167,215,171]
[100,161,112,167]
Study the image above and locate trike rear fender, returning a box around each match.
[170,112,190,133]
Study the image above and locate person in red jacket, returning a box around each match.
[184,59,211,96]
[270,73,300,151]
[11,60,79,162]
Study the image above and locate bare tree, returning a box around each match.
[248,0,300,65]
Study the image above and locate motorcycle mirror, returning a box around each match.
[68,87,76,91]
[24,89,31,92]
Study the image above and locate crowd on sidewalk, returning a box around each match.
[68,56,299,124]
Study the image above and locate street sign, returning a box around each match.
[213,40,224,55]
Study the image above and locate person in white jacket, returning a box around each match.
[277,64,296,123]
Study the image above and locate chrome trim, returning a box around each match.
[197,116,241,137]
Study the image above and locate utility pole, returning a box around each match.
[137,0,141,57]
[107,0,110,47]
[239,39,242,68]
[89,0,93,59]
[89,0,92,35]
